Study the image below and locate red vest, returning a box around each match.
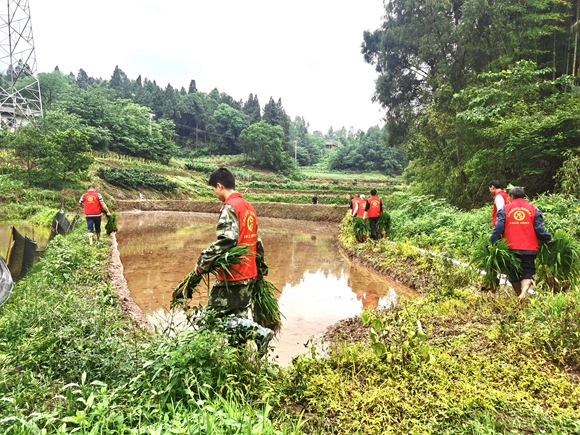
[350,197,361,216]
[82,191,102,215]
[356,199,367,218]
[217,193,258,282]
[503,198,538,252]
[492,190,509,226]
[367,195,381,218]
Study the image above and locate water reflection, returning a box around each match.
[116,211,415,365]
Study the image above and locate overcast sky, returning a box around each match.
[29,0,385,134]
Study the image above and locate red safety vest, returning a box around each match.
[81,191,102,216]
[492,190,509,226]
[217,192,258,282]
[503,198,538,252]
[356,199,367,218]
[350,197,361,216]
[367,195,381,218]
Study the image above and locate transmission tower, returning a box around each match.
[0,0,42,127]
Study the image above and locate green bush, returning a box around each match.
[536,229,580,291]
[96,167,177,192]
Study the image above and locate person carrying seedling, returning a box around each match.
[79,185,111,245]
[489,186,551,304]
[349,194,358,218]
[364,189,383,241]
[488,180,509,227]
[194,168,274,353]
[352,194,366,219]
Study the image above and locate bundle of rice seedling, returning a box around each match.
[252,279,282,334]
[171,244,254,303]
[105,213,118,235]
[353,217,370,242]
[376,212,391,238]
[172,270,203,300]
[470,237,521,289]
[536,229,580,291]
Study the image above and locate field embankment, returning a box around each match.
[116,199,349,222]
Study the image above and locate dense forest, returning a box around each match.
[363,0,580,208]
[1,64,407,183]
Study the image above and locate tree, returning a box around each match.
[213,103,247,154]
[362,0,574,148]
[108,100,177,163]
[188,79,197,94]
[162,84,180,119]
[263,97,292,157]
[453,61,580,204]
[178,92,205,143]
[327,125,407,174]
[38,71,75,110]
[239,121,293,171]
[5,126,48,186]
[76,69,91,89]
[47,129,94,180]
[110,66,132,98]
[243,93,261,124]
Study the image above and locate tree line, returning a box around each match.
[363,0,580,208]
[0,65,408,185]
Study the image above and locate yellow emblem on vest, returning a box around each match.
[513,210,526,221]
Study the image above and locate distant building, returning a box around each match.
[0,107,30,130]
[325,141,337,150]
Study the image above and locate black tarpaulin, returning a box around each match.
[6,226,24,281]
[51,210,71,235]
[21,236,37,277]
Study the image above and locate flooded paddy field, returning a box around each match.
[116,211,415,365]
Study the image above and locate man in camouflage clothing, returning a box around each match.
[195,168,273,352]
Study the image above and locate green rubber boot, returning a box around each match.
[226,317,274,355]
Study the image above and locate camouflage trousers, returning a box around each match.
[208,280,255,318]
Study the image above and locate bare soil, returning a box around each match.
[115,200,349,222]
[108,233,151,329]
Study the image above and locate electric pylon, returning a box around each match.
[0,0,42,127]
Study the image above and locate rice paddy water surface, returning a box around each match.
[116,211,416,365]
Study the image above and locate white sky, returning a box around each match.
[29,0,386,134]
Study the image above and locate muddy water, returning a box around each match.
[116,211,416,365]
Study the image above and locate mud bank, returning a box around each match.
[116,200,349,222]
[108,232,151,329]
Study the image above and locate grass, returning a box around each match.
[2,155,580,433]
[299,221,580,434]
[0,224,302,433]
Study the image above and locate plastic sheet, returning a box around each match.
[0,255,14,307]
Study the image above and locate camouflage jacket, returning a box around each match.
[196,202,265,286]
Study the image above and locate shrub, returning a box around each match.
[97,167,177,192]
[536,229,580,291]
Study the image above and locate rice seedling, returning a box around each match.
[470,237,520,289]
[376,212,391,238]
[105,213,118,235]
[353,217,370,242]
[172,244,254,302]
[252,279,282,333]
[536,229,580,291]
